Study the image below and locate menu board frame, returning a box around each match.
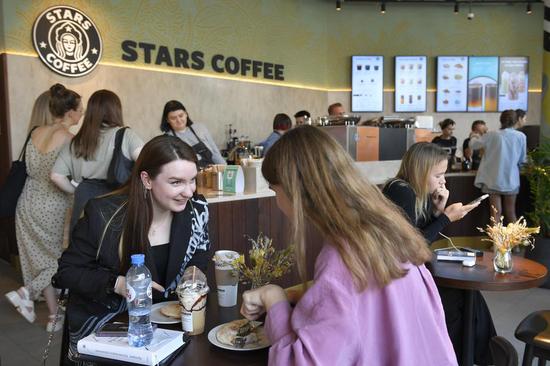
[467,56,500,112]
[394,55,427,113]
[351,55,384,112]
[435,56,469,112]
[497,56,529,112]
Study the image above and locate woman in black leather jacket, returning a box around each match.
[53,135,211,362]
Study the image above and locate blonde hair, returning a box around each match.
[261,126,432,291]
[27,91,54,132]
[395,142,449,223]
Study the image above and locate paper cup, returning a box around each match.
[214,250,239,307]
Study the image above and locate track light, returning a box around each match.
[336,0,342,11]
[454,2,459,14]
[381,2,386,14]
[526,2,532,14]
[467,2,474,20]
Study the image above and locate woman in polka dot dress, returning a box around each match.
[5,84,82,332]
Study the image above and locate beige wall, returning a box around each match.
[7,54,328,157]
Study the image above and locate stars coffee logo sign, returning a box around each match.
[32,6,102,77]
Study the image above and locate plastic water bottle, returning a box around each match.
[126,254,153,347]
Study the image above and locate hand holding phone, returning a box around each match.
[467,194,489,206]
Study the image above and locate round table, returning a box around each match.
[169,292,268,365]
[428,251,548,366]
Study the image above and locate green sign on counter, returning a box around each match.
[223,165,244,193]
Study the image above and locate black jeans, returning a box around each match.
[438,286,497,366]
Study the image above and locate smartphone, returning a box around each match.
[95,322,157,337]
[467,194,489,206]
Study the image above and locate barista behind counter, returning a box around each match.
[161,100,226,167]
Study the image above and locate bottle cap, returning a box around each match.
[131,254,145,265]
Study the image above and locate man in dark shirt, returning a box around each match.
[432,118,457,171]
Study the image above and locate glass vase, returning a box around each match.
[493,248,513,273]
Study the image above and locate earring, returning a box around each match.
[143,186,150,200]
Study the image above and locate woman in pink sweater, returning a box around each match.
[241,125,457,366]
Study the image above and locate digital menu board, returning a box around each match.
[395,56,427,112]
[498,57,529,111]
[436,56,468,112]
[351,56,384,112]
[467,56,499,112]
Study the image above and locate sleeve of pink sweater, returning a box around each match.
[264,279,358,366]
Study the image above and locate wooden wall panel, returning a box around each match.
[206,174,533,290]
[0,53,16,264]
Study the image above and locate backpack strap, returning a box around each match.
[113,127,129,155]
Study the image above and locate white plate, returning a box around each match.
[150,301,180,324]
[207,323,270,351]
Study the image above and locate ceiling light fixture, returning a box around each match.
[467,2,474,20]
[526,2,532,14]
[336,0,342,11]
[381,2,386,14]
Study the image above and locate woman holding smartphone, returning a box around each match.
[383,142,496,366]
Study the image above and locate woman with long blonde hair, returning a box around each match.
[384,142,475,242]
[241,126,457,365]
[383,142,495,365]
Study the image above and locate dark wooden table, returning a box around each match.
[77,292,268,365]
[168,292,268,365]
[428,251,548,366]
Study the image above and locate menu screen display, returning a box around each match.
[351,56,384,112]
[395,56,427,112]
[498,57,528,111]
[467,56,499,112]
[436,56,468,112]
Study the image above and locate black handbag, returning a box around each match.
[106,127,134,188]
[0,127,37,218]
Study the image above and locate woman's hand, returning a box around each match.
[113,276,165,297]
[432,186,450,215]
[443,202,480,222]
[241,284,287,320]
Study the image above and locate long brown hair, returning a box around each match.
[394,142,449,223]
[118,135,198,273]
[71,89,124,160]
[261,125,431,291]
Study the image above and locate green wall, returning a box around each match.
[0,0,543,89]
[0,1,5,52]
[327,2,543,89]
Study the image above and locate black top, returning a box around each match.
[432,136,457,157]
[382,179,451,244]
[52,193,211,355]
[151,243,170,290]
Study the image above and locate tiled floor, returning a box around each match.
[0,258,548,366]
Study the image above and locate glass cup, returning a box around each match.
[214,250,240,307]
[468,83,482,109]
[485,83,497,111]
